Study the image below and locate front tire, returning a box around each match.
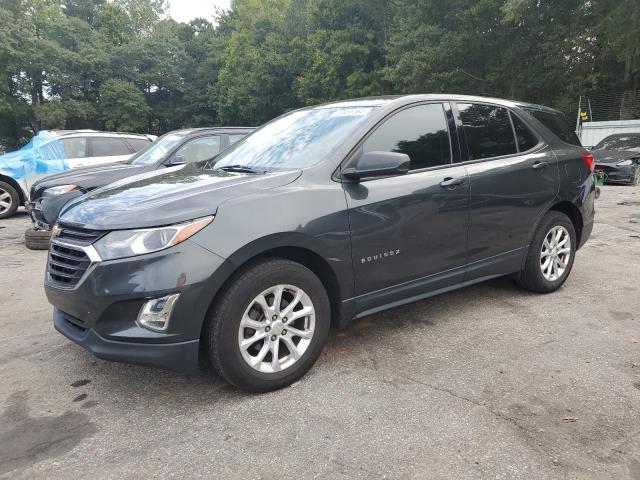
[0,181,19,219]
[630,167,640,186]
[517,211,576,293]
[205,258,330,392]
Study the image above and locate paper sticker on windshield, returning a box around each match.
[330,108,372,117]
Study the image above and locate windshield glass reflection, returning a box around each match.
[209,106,380,171]
[130,133,183,165]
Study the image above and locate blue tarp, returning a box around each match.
[0,131,68,181]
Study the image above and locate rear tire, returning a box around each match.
[0,181,19,219]
[25,228,51,250]
[516,211,576,293]
[205,258,330,392]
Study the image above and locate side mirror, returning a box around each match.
[169,154,187,165]
[342,151,410,181]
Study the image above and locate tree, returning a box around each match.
[99,79,150,131]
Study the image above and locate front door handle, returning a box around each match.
[439,177,466,188]
[532,161,549,170]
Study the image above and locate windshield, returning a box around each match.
[594,135,640,152]
[129,133,184,165]
[209,105,380,171]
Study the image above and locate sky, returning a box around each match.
[168,0,231,24]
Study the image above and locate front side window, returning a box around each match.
[211,104,382,171]
[91,137,131,157]
[458,103,517,160]
[173,136,221,163]
[59,138,87,158]
[362,104,451,170]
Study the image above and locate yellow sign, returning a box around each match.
[580,112,589,121]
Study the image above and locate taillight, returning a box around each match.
[582,151,595,172]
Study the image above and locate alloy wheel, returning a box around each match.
[0,188,13,215]
[540,225,571,282]
[238,284,315,373]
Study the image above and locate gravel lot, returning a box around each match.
[1,185,639,479]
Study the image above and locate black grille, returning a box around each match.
[56,224,105,246]
[47,243,92,288]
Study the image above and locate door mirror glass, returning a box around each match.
[343,151,410,181]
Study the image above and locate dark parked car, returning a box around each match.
[25,127,254,249]
[45,95,595,392]
[591,133,640,185]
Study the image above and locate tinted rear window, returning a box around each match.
[523,108,581,146]
[91,137,131,156]
[126,138,152,152]
[510,113,539,152]
[458,103,517,160]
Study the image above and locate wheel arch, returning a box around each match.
[198,234,353,344]
[0,174,26,205]
[548,201,584,248]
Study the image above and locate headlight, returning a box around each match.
[94,216,213,260]
[43,184,77,197]
[616,159,633,166]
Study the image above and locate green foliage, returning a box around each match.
[99,79,150,131]
[0,0,637,150]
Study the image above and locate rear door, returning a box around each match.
[86,137,133,166]
[454,102,559,279]
[343,102,470,312]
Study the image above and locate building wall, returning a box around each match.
[579,120,640,147]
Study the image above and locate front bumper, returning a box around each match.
[45,238,229,372]
[28,190,84,230]
[54,308,200,372]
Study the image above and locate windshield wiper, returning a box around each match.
[217,165,265,174]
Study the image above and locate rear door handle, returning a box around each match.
[532,161,549,170]
[439,177,466,188]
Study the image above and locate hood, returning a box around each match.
[32,161,149,192]
[592,149,640,164]
[59,164,302,230]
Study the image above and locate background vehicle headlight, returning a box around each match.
[94,216,213,260]
[616,159,633,166]
[43,184,77,197]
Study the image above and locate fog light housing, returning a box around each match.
[137,293,180,332]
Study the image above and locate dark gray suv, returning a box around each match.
[45,95,595,392]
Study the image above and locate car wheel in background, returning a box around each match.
[516,211,576,293]
[205,258,330,392]
[25,228,52,250]
[0,181,19,219]
[631,167,640,186]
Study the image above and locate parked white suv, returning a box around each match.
[0,130,156,219]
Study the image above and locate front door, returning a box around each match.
[343,103,470,313]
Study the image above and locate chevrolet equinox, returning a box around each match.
[45,95,595,392]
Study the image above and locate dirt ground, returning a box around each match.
[1,184,639,479]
